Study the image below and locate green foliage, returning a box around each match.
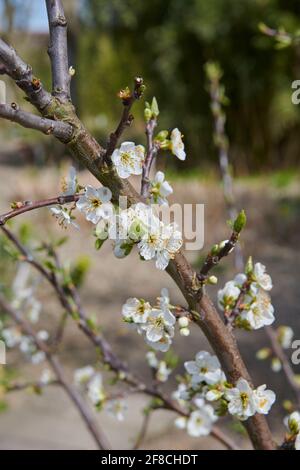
[79,0,300,172]
[70,256,91,288]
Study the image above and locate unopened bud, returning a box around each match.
[178,316,189,328]
[180,327,190,337]
[207,275,218,285]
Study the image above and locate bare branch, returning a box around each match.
[0,293,111,450]
[0,37,52,111]
[0,103,73,142]
[45,0,70,102]
[0,193,80,226]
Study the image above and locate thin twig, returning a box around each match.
[0,193,80,226]
[105,77,144,162]
[45,0,70,102]
[133,410,151,449]
[5,379,59,392]
[0,294,111,450]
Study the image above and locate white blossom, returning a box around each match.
[105,399,127,421]
[87,373,105,405]
[184,351,224,386]
[156,223,182,270]
[217,281,240,311]
[225,378,256,420]
[156,361,172,382]
[76,185,112,224]
[142,307,175,352]
[253,262,272,291]
[122,298,152,324]
[253,384,276,415]
[240,289,274,330]
[186,400,217,437]
[61,166,77,196]
[170,128,186,161]
[111,141,145,179]
[50,206,79,229]
[74,366,95,386]
[146,351,159,369]
[271,357,282,372]
[36,330,49,342]
[149,171,173,205]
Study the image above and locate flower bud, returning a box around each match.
[178,316,189,328]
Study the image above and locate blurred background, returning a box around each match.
[0,0,300,450]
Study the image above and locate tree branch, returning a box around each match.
[0,37,52,111]
[0,294,111,450]
[0,103,73,142]
[0,193,80,226]
[0,226,239,451]
[45,0,70,102]
[0,19,276,449]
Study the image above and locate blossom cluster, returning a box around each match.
[74,366,127,420]
[50,167,182,271]
[172,350,275,438]
[122,289,176,352]
[1,326,48,364]
[218,261,275,330]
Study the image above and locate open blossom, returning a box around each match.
[240,289,274,330]
[111,141,145,179]
[225,378,256,420]
[40,368,52,385]
[186,399,217,437]
[149,171,173,205]
[184,351,224,386]
[87,373,105,405]
[170,128,186,161]
[105,399,127,421]
[141,307,175,350]
[74,366,95,386]
[122,298,152,324]
[253,262,272,291]
[155,223,183,270]
[61,166,77,196]
[217,281,240,311]
[76,185,112,224]
[50,206,79,229]
[253,385,276,414]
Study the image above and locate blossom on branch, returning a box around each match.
[149,171,173,205]
[112,141,145,179]
[76,185,113,224]
[170,128,186,161]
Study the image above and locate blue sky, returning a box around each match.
[28,1,49,32]
[0,0,49,32]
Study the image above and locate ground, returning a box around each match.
[0,164,299,449]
